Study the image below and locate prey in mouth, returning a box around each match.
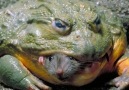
[37,53,104,81]
[38,53,80,80]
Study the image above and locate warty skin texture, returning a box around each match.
[0,0,129,90]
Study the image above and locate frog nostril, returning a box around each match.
[76,35,80,38]
[75,35,81,41]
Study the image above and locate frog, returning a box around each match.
[0,0,129,90]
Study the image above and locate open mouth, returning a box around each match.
[36,53,109,81]
[37,54,81,80]
[37,51,109,65]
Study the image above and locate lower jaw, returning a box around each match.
[59,60,107,86]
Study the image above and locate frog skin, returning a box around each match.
[0,0,129,90]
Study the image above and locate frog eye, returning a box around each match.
[52,18,71,35]
[94,16,101,25]
[88,16,101,33]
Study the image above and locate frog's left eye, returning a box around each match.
[52,18,71,35]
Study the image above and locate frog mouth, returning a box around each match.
[37,52,109,81]
[38,49,110,62]
[38,50,110,63]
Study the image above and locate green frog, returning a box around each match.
[0,0,129,90]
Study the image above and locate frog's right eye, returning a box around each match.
[88,16,101,33]
[93,16,101,25]
[52,18,71,35]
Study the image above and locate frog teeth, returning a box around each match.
[38,56,45,65]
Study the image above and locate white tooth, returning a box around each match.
[38,56,45,65]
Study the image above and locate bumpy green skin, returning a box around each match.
[0,0,126,90]
[0,0,121,60]
[0,0,19,9]
[0,55,30,90]
[89,0,129,24]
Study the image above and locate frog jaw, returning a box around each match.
[37,53,108,85]
[64,58,107,86]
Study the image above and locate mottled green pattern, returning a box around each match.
[0,0,19,89]
[0,0,128,90]
[89,0,129,27]
[0,0,19,9]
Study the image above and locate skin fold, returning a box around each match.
[0,0,129,90]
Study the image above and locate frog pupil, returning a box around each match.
[55,21,66,29]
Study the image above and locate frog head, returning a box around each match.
[14,0,112,59]
[6,0,113,84]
